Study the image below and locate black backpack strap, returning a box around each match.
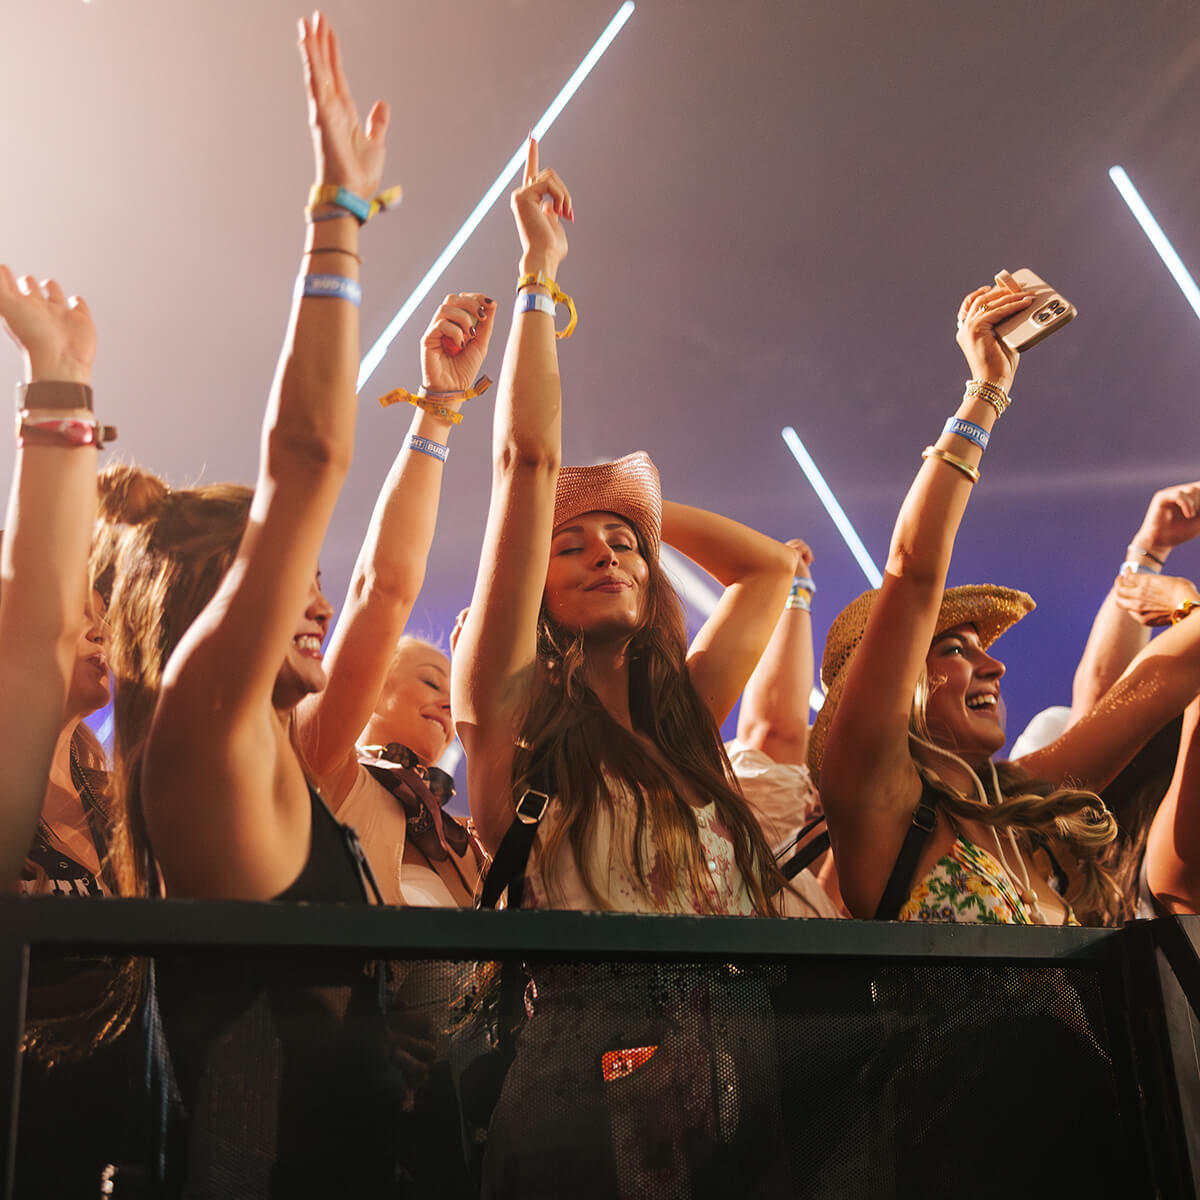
[782,830,831,880]
[478,768,552,910]
[873,784,939,921]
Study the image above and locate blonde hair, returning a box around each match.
[908,668,1121,924]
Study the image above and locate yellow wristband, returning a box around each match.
[1171,600,1199,624]
[516,272,578,339]
[306,182,404,224]
[377,374,494,420]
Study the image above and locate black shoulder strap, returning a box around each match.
[775,813,831,882]
[782,830,831,880]
[873,782,939,921]
[478,765,552,910]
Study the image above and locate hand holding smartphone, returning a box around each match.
[992,268,1076,352]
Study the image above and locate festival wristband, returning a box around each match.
[790,576,816,596]
[306,183,403,224]
[943,417,989,451]
[404,433,449,463]
[515,271,577,339]
[378,375,493,414]
[515,293,556,320]
[16,414,116,448]
[297,273,362,307]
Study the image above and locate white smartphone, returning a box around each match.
[993,268,1076,352]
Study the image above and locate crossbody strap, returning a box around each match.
[478,766,552,909]
[873,785,939,921]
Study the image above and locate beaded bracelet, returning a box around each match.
[943,416,989,451]
[404,433,449,463]
[964,379,1010,416]
[516,271,577,339]
[297,273,362,307]
[304,246,364,264]
[923,445,980,484]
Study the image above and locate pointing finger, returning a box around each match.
[525,135,538,186]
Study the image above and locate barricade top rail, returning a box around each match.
[0,895,1143,962]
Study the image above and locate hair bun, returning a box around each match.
[97,464,169,526]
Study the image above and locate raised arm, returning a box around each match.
[1019,578,1200,795]
[665,503,795,726]
[820,280,1031,913]
[1144,694,1200,914]
[0,271,98,886]
[297,292,496,790]
[736,540,814,764]
[452,138,572,850]
[143,13,390,897]
[1070,483,1200,719]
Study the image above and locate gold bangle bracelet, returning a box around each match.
[922,445,980,484]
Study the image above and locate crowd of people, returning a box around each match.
[4,10,1198,1196]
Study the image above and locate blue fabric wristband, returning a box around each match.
[943,417,989,451]
[298,273,362,307]
[515,292,555,319]
[404,433,449,463]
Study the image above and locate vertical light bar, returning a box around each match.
[1109,165,1200,321]
[357,1,637,392]
[781,426,883,588]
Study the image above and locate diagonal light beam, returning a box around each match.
[1109,165,1200,322]
[782,426,883,589]
[357,1,637,392]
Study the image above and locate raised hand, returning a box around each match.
[421,292,498,393]
[0,268,95,384]
[1114,572,1200,626]
[787,538,814,576]
[954,280,1033,393]
[511,137,571,276]
[298,11,389,199]
[1132,482,1200,558]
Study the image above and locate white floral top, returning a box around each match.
[522,772,755,915]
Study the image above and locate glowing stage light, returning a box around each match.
[781,426,883,589]
[357,1,637,392]
[1109,165,1200,322]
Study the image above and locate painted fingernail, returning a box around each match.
[477,305,487,318]
[484,297,494,306]
[469,325,478,338]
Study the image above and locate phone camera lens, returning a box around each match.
[1035,310,1052,323]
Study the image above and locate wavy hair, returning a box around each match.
[94,464,253,899]
[908,667,1121,924]
[511,525,781,915]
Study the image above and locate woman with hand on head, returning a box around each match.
[295,293,495,909]
[452,140,797,1200]
[0,270,108,894]
[453,137,795,916]
[815,276,1200,928]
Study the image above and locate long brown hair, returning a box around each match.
[512,527,780,915]
[909,670,1121,924]
[94,464,253,898]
